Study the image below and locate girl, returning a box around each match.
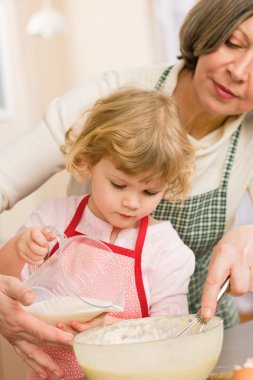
[0,87,195,379]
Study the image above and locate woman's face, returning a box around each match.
[193,15,253,116]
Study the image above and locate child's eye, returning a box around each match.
[111,181,125,189]
[144,190,158,196]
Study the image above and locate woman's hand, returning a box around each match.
[0,275,73,379]
[201,225,253,320]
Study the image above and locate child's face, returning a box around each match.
[88,157,166,229]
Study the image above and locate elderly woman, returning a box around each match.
[0,0,253,378]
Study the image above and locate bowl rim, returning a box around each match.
[73,314,224,347]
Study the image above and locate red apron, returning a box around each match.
[27,194,149,380]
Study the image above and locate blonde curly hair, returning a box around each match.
[61,87,195,202]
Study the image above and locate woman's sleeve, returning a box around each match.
[0,65,165,212]
[248,179,253,205]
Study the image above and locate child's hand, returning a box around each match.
[56,314,122,335]
[15,227,55,266]
[56,313,107,334]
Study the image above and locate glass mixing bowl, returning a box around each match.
[73,314,223,380]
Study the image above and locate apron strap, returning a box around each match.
[221,125,241,188]
[134,215,149,317]
[49,195,90,256]
[154,65,173,91]
[65,195,90,237]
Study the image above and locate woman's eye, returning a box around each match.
[111,181,125,189]
[225,39,241,49]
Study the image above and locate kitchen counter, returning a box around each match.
[213,319,253,373]
[77,320,253,380]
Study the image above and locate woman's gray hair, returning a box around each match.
[179,0,253,70]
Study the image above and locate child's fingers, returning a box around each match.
[70,313,107,332]
[30,228,49,247]
[27,240,48,257]
[22,233,49,264]
[69,320,90,332]
[56,323,76,335]
[42,228,57,242]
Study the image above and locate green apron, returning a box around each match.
[153,67,240,329]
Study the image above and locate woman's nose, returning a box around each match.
[227,53,253,82]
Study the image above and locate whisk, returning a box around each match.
[176,276,230,337]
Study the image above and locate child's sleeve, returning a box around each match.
[148,225,195,317]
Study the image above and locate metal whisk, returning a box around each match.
[176,276,230,337]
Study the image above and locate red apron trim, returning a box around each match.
[134,216,149,317]
[65,195,90,236]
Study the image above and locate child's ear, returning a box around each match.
[86,163,92,173]
[83,163,92,178]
